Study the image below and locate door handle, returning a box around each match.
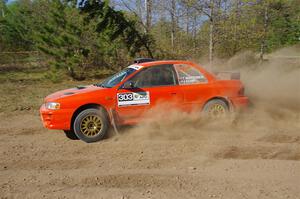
[171,92,177,95]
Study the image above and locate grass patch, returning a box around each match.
[0,80,97,113]
[0,63,115,112]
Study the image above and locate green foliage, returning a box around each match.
[33,0,87,80]
[0,0,299,80]
[151,20,197,59]
[79,0,153,57]
[195,0,300,58]
[0,0,153,81]
[0,0,35,51]
[267,0,300,49]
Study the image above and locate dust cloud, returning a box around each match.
[1,47,300,198]
[121,46,300,146]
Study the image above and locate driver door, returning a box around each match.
[115,64,183,124]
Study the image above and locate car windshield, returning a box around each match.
[95,67,137,88]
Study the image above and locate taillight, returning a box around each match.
[238,87,245,96]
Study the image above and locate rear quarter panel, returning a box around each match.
[215,80,244,98]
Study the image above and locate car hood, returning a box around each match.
[44,85,104,102]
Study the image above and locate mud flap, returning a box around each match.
[109,108,120,135]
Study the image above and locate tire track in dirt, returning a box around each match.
[215,145,300,161]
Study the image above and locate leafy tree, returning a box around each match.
[267,0,300,50]
[0,0,7,51]
[0,0,35,51]
[32,0,154,80]
[79,0,153,58]
[1,0,299,79]
[33,0,88,80]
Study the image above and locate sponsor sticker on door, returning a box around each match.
[117,92,150,107]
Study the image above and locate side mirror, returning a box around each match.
[123,81,135,89]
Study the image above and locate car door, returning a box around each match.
[115,64,183,123]
[173,63,213,112]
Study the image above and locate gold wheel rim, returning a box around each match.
[80,115,102,137]
[208,104,226,117]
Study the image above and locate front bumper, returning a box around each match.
[40,104,73,130]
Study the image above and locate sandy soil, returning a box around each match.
[1,49,300,199]
[0,109,299,199]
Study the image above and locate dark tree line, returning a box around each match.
[0,0,299,80]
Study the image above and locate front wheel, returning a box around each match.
[73,108,109,143]
[64,130,78,140]
[203,99,229,117]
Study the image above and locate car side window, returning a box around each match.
[174,64,207,85]
[130,65,176,88]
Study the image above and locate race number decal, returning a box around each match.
[117,92,150,107]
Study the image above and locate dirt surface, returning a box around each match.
[0,109,299,199]
[1,49,300,198]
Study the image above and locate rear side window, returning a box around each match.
[174,64,207,85]
[130,64,176,88]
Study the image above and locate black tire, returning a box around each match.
[203,99,229,117]
[73,108,109,143]
[64,130,79,140]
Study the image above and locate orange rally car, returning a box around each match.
[40,59,249,142]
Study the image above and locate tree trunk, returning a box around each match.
[260,3,268,61]
[186,6,190,34]
[208,0,215,70]
[193,15,197,51]
[171,0,176,51]
[233,0,241,54]
[209,19,214,68]
[145,0,152,33]
[136,0,143,22]
[1,0,4,18]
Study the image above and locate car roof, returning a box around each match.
[138,60,196,68]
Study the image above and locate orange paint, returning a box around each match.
[40,60,249,130]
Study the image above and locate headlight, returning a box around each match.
[46,102,60,110]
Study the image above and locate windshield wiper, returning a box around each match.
[94,83,106,87]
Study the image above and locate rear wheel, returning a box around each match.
[203,99,229,117]
[73,108,109,143]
